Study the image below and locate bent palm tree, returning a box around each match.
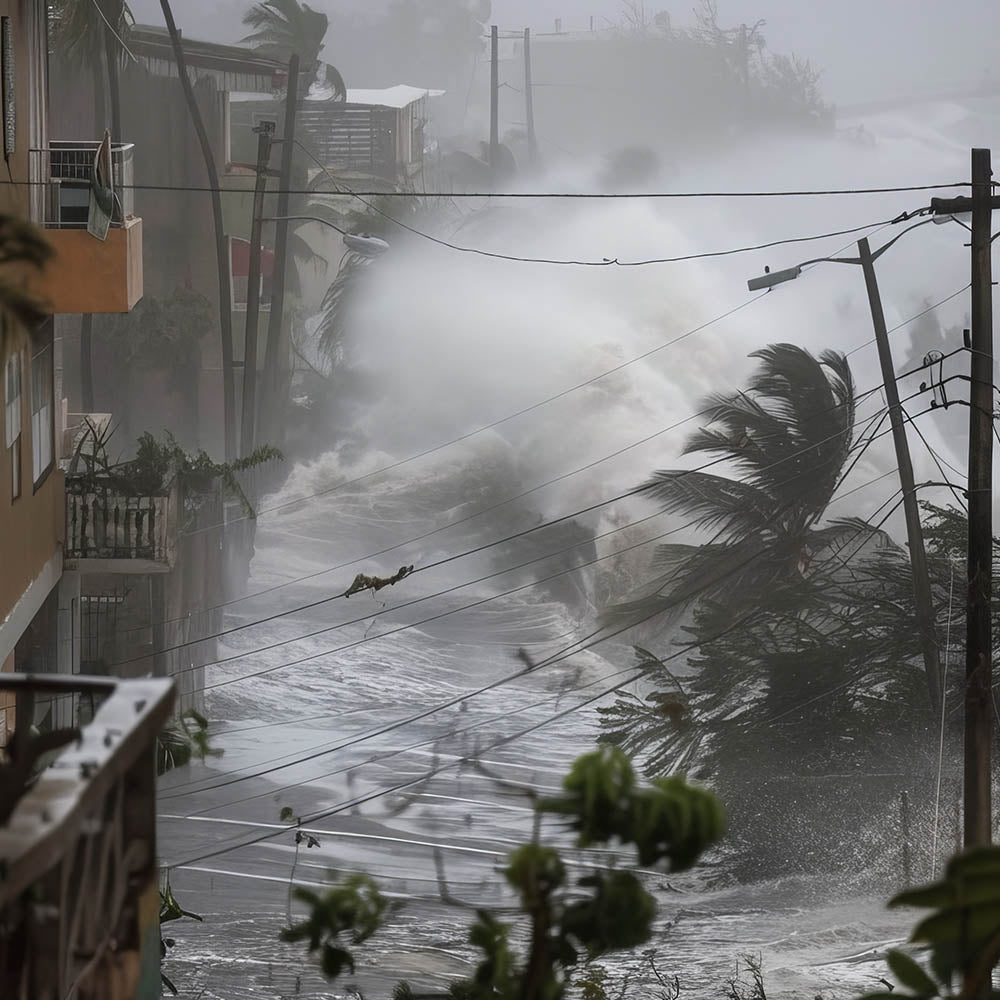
[159,0,237,459]
[598,345,939,875]
[603,344,871,633]
[242,0,345,99]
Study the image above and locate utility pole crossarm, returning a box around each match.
[931,194,1000,215]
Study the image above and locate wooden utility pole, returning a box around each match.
[261,54,300,448]
[523,28,538,167]
[965,147,994,847]
[859,235,942,716]
[930,150,998,848]
[489,24,499,187]
[240,120,275,459]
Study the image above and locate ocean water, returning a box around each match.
[155,97,1000,997]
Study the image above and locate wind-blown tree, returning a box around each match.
[242,0,345,99]
[158,0,238,459]
[596,347,987,875]
[51,0,132,143]
[602,344,873,637]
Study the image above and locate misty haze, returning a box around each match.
[1,2,999,999]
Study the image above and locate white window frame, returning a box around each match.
[30,325,53,487]
[5,350,21,500]
[5,351,20,446]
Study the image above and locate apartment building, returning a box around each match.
[0,0,143,740]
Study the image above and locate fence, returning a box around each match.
[28,141,136,228]
[0,674,173,999]
[65,479,175,567]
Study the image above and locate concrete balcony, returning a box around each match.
[29,142,143,314]
[64,477,178,575]
[0,673,173,999]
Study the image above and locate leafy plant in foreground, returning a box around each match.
[863,846,1000,1000]
[280,873,388,980]
[284,746,725,1000]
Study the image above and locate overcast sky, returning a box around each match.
[132,1,1000,106]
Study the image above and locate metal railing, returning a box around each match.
[28,141,136,229]
[0,673,174,999]
[65,477,175,565]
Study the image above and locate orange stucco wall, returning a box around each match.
[0,334,63,624]
[35,217,144,314]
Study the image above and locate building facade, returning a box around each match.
[0,0,144,740]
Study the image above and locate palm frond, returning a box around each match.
[601,536,774,630]
[637,469,781,539]
[314,250,370,364]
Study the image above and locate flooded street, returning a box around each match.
[154,92,1000,1000]
[156,448,916,998]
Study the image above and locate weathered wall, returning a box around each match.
[49,60,228,455]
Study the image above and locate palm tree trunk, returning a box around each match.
[93,55,106,134]
[158,0,237,462]
[80,315,94,412]
[260,54,299,451]
[102,24,121,147]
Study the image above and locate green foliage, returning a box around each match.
[859,847,1000,999]
[71,421,282,518]
[280,874,389,979]
[286,749,723,1000]
[157,709,223,775]
[99,288,213,394]
[595,347,999,871]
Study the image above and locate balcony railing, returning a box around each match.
[0,673,174,1000]
[27,142,144,314]
[65,478,177,574]
[29,142,136,229]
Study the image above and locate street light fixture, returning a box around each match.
[745,216,938,292]
[747,265,801,291]
[744,212,952,717]
[263,216,392,258]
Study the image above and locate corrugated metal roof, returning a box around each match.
[130,25,284,79]
[231,85,445,109]
[345,86,446,108]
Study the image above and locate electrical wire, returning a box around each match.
[115,364,940,671]
[84,0,138,62]
[931,559,957,877]
[142,390,906,679]
[166,667,648,869]
[116,271,970,650]
[269,209,912,268]
[902,404,969,513]
[0,178,970,198]
[167,478,908,870]
[163,662,642,810]
[161,463,901,800]
[180,290,771,545]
